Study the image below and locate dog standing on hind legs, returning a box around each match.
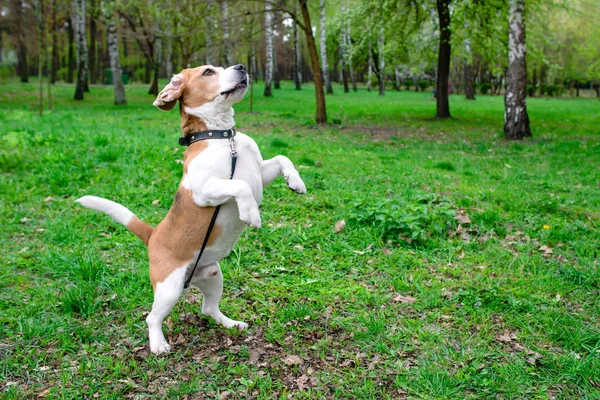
[76,64,306,354]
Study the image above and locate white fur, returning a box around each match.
[76,195,134,225]
[184,104,235,131]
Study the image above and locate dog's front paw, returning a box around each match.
[150,340,171,355]
[222,318,249,330]
[286,173,307,194]
[239,206,261,229]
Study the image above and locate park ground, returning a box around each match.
[1,80,599,399]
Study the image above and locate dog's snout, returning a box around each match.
[233,64,246,72]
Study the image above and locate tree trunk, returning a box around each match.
[593,83,600,98]
[299,0,326,123]
[529,65,537,97]
[394,66,401,91]
[205,0,213,65]
[367,32,372,92]
[105,1,126,105]
[67,16,75,83]
[89,0,97,84]
[264,1,273,97]
[251,43,258,81]
[377,27,385,96]
[319,0,333,94]
[274,39,280,89]
[50,0,59,83]
[339,1,349,93]
[164,24,173,78]
[435,0,451,118]
[464,39,475,100]
[11,0,29,83]
[346,0,356,92]
[504,0,531,140]
[538,64,546,96]
[35,0,44,115]
[149,22,161,95]
[73,0,88,100]
[293,11,301,90]
[220,0,233,66]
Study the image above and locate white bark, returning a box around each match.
[293,14,301,89]
[72,0,88,99]
[105,6,126,104]
[378,26,385,96]
[346,0,356,91]
[319,0,332,94]
[205,0,213,65]
[221,0,233,66]
[339,0,346,84]
[504,0,531,139]
[264,1,273,96]
[367,25,372,92]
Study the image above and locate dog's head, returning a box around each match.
[153,64,249,111]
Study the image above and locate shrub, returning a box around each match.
[480,82,491,95]
[404,79,414,90]
[418,80,430,91]
[57,67,69,82]
[134,68,146,83]
[349,193,457,245]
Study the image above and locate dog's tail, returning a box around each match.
[76,195,154,245]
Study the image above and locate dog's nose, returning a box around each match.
[233,64,246,72]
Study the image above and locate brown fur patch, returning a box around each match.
[127,217,154,245]
[147,187,223,289]
[177,66,222,135]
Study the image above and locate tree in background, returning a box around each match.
[103,0,126,105]
[73,0,89,100]
[435,0,451,118]
[504,0,531,139]
[320,0,333,94]
[264,1,274,97]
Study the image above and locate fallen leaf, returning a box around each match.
[38,388,51,397]
[504,164,512,169]
[539,245,553,255]
[455,209,471,224]
[352,250,365,255]
[382,248,392,255]
[496,331,517,343]
[152,200,160,206]
[555,293,561,301]
[334,219,346,233]
[281,354,303,366]
[393,294,416,303]
[296,374,311,390]
[176,333,186,345]
[44,196,55,203]
[294,244,304,250]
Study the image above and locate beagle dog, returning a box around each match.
[77,64,306,354]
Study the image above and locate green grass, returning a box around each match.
[1,79,599,399]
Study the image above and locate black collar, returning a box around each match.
[178,128,236,146]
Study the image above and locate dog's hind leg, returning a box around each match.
[146,266,186,355]
[260,156,306,194]
[191,262,248,330]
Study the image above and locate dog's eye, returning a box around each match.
[202,69,215,76]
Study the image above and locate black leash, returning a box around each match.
[182,130,238,289]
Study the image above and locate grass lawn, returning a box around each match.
[1,79,599,399]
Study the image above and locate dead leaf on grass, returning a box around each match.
[539,245,553,255]
[281,354,303,366]
[44,196,55,203]
[152,199,160,206]
[393,294,416,303]
[334,219,346,233]
[455,209,472,224]
[496,331,517,343]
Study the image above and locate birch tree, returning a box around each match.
[264,1,274,97]
[339,0,349,92]
[319,0,333,94]
[220,0,233,66]
[377,26,385,96]
[205,1,213,65]
[504,0,531,139]
[73,0,88,100]
[293,12,302,90]
[464,37,475,100]
[103,0,126,105]
[346,0,356,92]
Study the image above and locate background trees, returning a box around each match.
[0,0,597,129]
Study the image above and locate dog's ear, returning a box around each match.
[153,74,184,111]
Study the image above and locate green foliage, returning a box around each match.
[58,67,69,82]
[418,79,430,91]
[480,82,492,95]
[349,194,456,245]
